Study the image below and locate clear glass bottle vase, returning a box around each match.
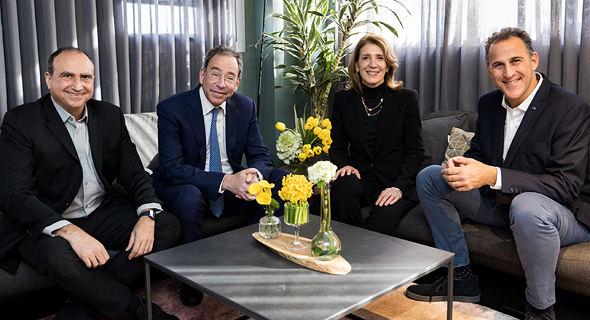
[311,182,341,260]
[259,209,281,239]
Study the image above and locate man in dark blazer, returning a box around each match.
[0,47,180,320]
[405,28,590,320]
[151,45,288,306]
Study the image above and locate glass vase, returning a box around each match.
[311,182,341,260]
[284,201,309,250]
[259,209,281,239]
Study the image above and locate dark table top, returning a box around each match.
[145,214,454,320]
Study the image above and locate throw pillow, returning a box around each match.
[441,127,475,166]
[420,113,469,169]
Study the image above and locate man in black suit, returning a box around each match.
[405,28,590,320]
[0,47,180,320]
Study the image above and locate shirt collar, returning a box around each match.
[51,97,88,123]
[501,72,543,112]
[199,87,226,116]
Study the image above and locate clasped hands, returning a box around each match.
[335,165,402,207]
[442,156,498,191]
[221,168,259,201]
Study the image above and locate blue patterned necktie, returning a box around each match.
[209,107,224,217]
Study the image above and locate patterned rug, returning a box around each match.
[40,278,517,320]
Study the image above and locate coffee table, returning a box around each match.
[144,215,454,320]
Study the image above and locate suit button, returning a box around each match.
[370,163,374,168]
[510,188,515,192]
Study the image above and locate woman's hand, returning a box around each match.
[375,187,402,207]
[335,165,361,180]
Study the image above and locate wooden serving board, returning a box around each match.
[252,232,351,275]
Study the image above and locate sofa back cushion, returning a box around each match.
[124,112,158,168]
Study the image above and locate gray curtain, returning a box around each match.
[352,0,590,116]
[0,0,236,123]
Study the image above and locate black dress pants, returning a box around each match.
[18,200,180,317]
[332,174,416,235]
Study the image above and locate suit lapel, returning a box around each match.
[187,86,207,168]
[87,103,103,174]
[503,79,549,167]
[492,105,506,167]
[43,98,79,161]
[374,88,400,154]
[225,97,240,160]
[346,93,371,156]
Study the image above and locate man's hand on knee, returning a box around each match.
[126,216,155,259]
[54,224,110,268]
[222,168,258,201]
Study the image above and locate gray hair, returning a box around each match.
[203,45,243,79]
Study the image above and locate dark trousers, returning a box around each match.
[156,168,290,244]
[332,174,416,235]
[18,200,180,318]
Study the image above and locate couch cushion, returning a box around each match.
[124,112,158,168]
[420,113,469,169]
[441,127,475,166]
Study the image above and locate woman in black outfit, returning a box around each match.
[330,34,424,235]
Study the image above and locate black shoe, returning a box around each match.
[127,296,179,320]
[405,275,481,303]
[179,282,204,307]
[54,296,99,320]
[525,301,556,320]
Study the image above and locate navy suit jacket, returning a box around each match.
[0,94,161,272]
[151,85,273,200]
[330,87,424,202]
[464,75,590,228]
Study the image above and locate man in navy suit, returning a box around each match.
[0,47,180,319]
[405,28,590,320]
[151,45,288,306]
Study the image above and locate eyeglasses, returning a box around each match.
[58,73,94,84]
[206,70,238,85]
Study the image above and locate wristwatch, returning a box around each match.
[139,209,156,220]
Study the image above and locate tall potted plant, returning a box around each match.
[258,0,408,120]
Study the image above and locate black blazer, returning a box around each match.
[0,94,161,272]
[330,87,424,202]
[465,75,590,228]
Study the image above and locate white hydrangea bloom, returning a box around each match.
[308,161,337,185]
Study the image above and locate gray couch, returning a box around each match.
[0,112,252,302]
[3,111,590,302]
[391,110,590,297]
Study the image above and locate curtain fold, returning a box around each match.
[0,0,237,123]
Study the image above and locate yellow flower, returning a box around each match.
[313,127,322,136]
[279,174,314,203]
[306,149,314,158]
[321,119,332,130]
[275,122,286,131]
[322,137,332,145]
[298,152,307,162]
[310,117,319,127]
[322,129,330,139]
[313,146,322,155]
[302,144,311,152]
[258,180,275,189]
[323,145,330,153]
[256,192,272,205]
[304,122,313,130]
[248,180,277,210]
[248,183,262,195]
